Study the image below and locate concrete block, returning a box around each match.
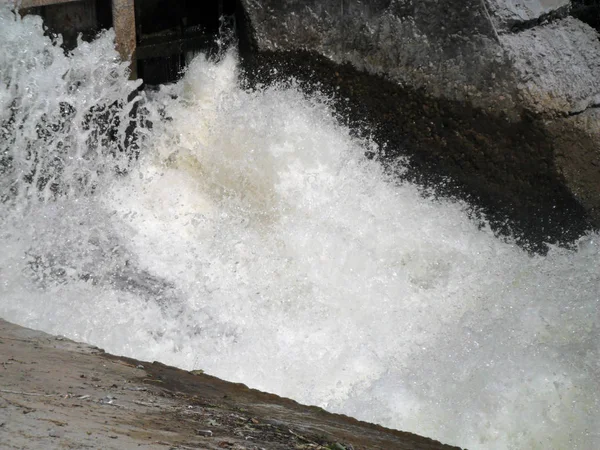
[239,0,517,111]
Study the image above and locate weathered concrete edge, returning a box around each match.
[0,318,462,450]
[239,0,600,118]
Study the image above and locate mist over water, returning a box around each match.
[1,9,599,449]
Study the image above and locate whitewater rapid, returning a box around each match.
[1,9,599,449]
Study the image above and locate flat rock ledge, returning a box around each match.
[0,319,460,450]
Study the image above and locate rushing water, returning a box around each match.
[1,9,599,449]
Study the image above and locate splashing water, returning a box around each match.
[1,9,599,449]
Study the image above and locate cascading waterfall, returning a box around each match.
[1,8,599,450]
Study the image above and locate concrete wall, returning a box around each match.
[241,0,600,117]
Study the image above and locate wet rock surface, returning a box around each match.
[0,319,461,449]
[239,0,517,112]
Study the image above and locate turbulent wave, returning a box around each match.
[1,8,599,449]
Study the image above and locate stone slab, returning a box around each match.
[241,0,600,117]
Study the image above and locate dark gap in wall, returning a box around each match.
[26,0,237,83]
[95,0,113,32]
[35,0,99,50]
[138,54,186,86]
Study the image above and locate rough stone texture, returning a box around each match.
[0,318,461,449]
[501,17,600,115]
[241,0,519,114]
[241,0,600,117]
[239,0,600,234]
